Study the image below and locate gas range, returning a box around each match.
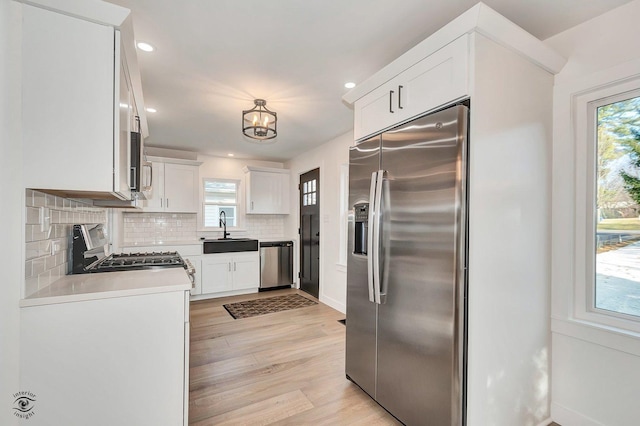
[71,225,195,284]
[92,251,185,272]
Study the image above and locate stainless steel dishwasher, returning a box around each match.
[259,241,294,290]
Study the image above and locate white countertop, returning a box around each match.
[21,268,191,307]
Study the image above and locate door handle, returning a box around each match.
[389,90,395,113]
[398,85,404,109]
[372,170,385,305]
[367,172,377,303]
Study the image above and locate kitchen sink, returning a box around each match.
[203,239,259,254]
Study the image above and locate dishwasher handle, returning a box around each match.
[259,241,293,248]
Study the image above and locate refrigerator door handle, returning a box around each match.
[372,170,385,304]
[367,171,378,303]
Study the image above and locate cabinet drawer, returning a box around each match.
[354,35,469,141]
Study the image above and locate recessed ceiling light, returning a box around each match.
[136,42,154,52]
[345,82,356,89]
[145,107,157,113]
[228,153,235,157]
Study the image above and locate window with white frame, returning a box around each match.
[203,178,239,228]
[587,87,640,321]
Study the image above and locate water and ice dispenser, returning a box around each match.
[353,203,369,255]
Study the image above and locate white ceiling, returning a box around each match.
[107,0,631,162]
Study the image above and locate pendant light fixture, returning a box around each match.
[242,99,277,140]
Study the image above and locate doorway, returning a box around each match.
[299,168,320,298]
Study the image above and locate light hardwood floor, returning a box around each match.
[188,288,401,425]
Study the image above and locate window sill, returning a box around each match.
[551,316,640,357]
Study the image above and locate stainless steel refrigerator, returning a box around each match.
[346,104,469,425]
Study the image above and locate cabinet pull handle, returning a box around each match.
[167,198,169,208]
[161,198,163,208]
[234,262,236,271]
[251,201,254,211]
[398,85,404,109]
[228,263,231,272]
[130,166,136,190]
[389,90,395,113]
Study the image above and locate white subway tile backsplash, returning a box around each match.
[26,207,39,224]
[38,270,51,289]
[25,242,39,260]
[123,213,198,244]
[32,258,46,276]
[25,261,33,278]
[122,212,285,244]
[25,276,39,297]
[23,190,107,297]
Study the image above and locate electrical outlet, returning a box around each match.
[50,240,61,256]
[39,207,51,233]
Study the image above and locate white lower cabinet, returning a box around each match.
[201,252,260,295]
[20,290,189,426]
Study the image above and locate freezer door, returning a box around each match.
[345,136,380,397]
[376,105,468,425]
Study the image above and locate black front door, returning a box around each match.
[299,168,320,298]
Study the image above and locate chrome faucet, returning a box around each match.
[219,210,231,239]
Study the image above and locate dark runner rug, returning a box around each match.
[223,294,318,319]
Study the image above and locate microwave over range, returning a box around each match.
[94,124,151,208]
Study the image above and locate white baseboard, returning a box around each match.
[319,293,345,314]
[551,402,605,426]
[189,288,256,301]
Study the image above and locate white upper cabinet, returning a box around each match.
[355,36,469,140]
[344,4,566,142]
[21,1,147,201]
[244,166,290,215]
[144,158,201,213]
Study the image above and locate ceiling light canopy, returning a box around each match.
[242,99,277,141]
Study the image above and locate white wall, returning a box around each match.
[0,0,22,424]
[545,1,640,425]
[285,131,353,313]
[196,154,288,240]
